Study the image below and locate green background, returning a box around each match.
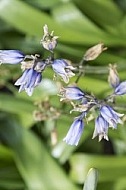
[0,0,126,189]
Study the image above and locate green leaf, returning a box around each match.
[83,168,98,190]
[73,0,122,30]
[0,93,34,114]
[25,0,60,9]
[52,2,102,34]
[0,0,88,44]
[0,118,80,190]
[69,153,126,184]
[0,93,35,127]
[0,0,125,45]
[0,145,24,189]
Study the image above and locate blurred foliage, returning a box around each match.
[0,0,126,189]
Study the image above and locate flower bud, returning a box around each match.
[108,64,120,88]
[84,43,107,61]
[40,25,59,51]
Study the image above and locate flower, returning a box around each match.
[63,118,84,146]
[100,105,124,129]
[114,81,126,95]
[40,25,59,51]
[59,86,84,101]
[52,59,75,83]
[92,115,109,141]
[108,64,119,88]
[84,43,107,61]
[15,68,42,96]
[0,50,25,64]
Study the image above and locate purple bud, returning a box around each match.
[108,64,120,88]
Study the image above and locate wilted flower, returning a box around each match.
[59,86,84,101]
[52,59,75,83]
[100,105,124,129]
[0,50,25,64]
[15,68,42,96]
[92,115,109,141]
[40,24,59,51]
[108,64,120,88]
[84,43,107,61]
[70,98,91,113]
[63,117,84,146]
[114,81,126,95]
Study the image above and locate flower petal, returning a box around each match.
[63,119,84,146]
[0,50,25,64]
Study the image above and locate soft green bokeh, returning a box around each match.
[0,0,126,189]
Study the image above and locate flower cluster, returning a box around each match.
[0,25,126,146]
[59,63,126,145]
[0,25,75,96]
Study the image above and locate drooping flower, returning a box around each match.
[92,115,109,141]
[114,81,126,95]
[63,118,84,146]
[52,59,75,83]
[108,64,120,88]
[59,86,84,101]
[100,105,124,129]
[40,25,59,51]
[0,50,25,64]
[15,68,42,96]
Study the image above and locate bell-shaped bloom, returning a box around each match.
[108,64,120,88]
[0,50,25,64]
[52,59,75,83]
[63,118,84,146]
[114,81,126,95]
[15,68,42,96]
[59,86,84,101]
[92,115,109,141]
[100,105,124,129]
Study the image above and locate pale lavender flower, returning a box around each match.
[63,118,84,146]
[114,81,126,95]
[108,64,120,88]
[59,86,84,101]
[40,25,59,51]
[15,68,42,96]
[52,59,75,83]
[0,50,25,64]
[100,105,124,129]
[92,115,109,141]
